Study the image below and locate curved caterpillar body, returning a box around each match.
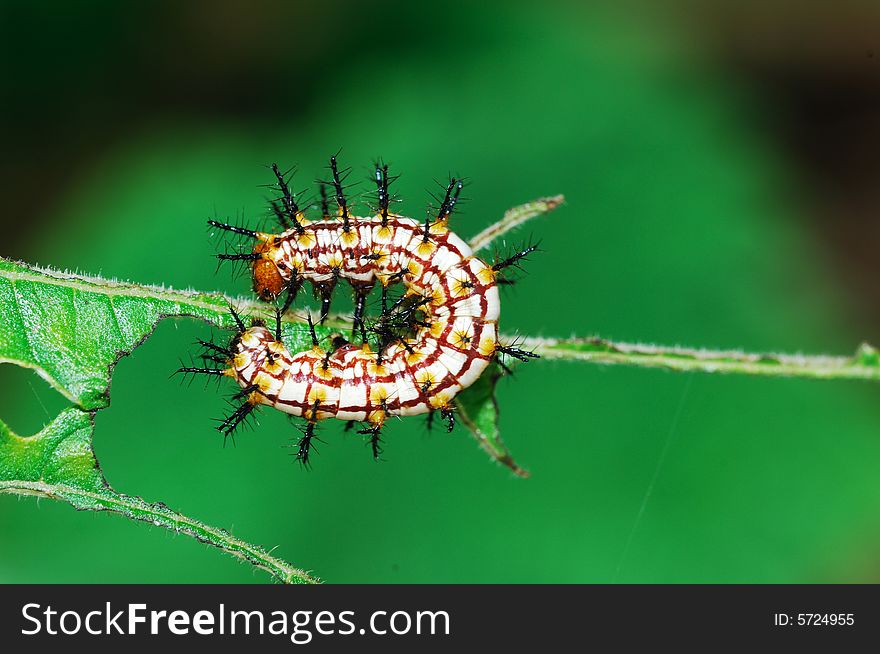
[233,215,499,425]
[187,156,538,465]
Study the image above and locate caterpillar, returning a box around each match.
[181,156,538,465]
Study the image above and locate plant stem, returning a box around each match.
[468,195,565,252]
[0,480,319,584]
[519,336,880,382]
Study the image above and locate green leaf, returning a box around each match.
[455,363,528,478]
[468,195,564,253]
[0,407,104,493]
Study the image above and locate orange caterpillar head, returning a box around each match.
[252,242,285,301]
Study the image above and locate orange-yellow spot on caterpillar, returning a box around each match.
[268,341,286,355]
[282,249,305,273]
[233,352,251,369]
[414,261,428,279]
[368,410,387,426]
[428,286,447,306]
[314,362,334,381]
[478,334,497,357]
[295,231,317,249]
[406,347,428,366]
[369,248,388,262]
[414,369,435,389]
[367,360,388,376]
[373,225,394,243]
[247,391,263,405]
[453,330,472,348]
[428,392,452,410]
[475,263,496,285]
[307,386,327,404]
[263,358,285,375]
[415,240,437,258]
[429,219,449,235]
[370,384,390,403]
[339,229,359,248]
[450,276,473,298]
[253,371,274,392]
[324,251,344,269]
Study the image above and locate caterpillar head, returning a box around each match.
[252,243,285,301]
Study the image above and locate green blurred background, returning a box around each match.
[2,0,880,583]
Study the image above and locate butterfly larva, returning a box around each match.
[182,156,538,465]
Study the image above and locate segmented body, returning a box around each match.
[231,215,499,426]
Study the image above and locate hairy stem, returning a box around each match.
[468,195,565,252]
[520,336,880,382]
[0,479,319,584]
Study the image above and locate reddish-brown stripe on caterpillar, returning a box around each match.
[231,215,500,427]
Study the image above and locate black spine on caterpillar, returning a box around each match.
[423,177,464,243]
[373,159,400,227]
[324,154,352,232]
[271,163,305,234]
